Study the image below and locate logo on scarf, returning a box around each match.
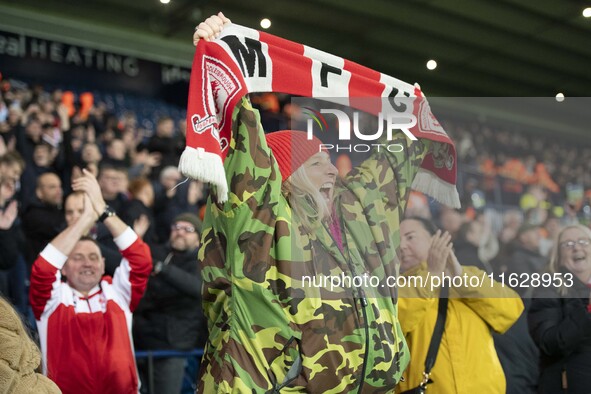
[202,56,242,151]
[191,115,216,134]
[416,100,446,137]
[205,58,241,116]
[431,142,454,170]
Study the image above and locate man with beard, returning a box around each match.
[133,212,206,394]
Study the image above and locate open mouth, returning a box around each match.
[573,256,587,263]
[320,182,333,200]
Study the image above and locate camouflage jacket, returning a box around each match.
[198,98,429,393]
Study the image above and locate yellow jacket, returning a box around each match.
[397,264,524,394]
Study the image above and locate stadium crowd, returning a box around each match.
[1,66,590,393]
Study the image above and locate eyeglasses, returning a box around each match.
[559,238,591,250]
[171,224,196,233]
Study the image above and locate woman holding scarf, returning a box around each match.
[192,13,451,393]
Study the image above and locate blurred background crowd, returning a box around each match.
[1,75,591,393]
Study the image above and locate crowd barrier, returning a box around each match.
[135,348,204,394]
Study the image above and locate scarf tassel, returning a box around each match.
[178,146,228,203]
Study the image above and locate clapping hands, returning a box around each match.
[427,230,462,276]
[71,168,106,217]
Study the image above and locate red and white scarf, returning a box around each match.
[181,23,460,208]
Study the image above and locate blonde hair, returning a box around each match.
[282,164,332,233]
[547,224,591,295]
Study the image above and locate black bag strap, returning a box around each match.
[422,284,449,381]
[399,284,450,394]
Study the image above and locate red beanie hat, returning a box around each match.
[265,130,325,182]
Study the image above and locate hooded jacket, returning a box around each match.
[197,98,430,393]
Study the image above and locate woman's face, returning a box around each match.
[559,227,591,280]
[302,152,337,204]
[400,219,432,272]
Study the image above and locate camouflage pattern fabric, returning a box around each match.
[198,97,430,393]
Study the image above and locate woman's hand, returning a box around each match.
[427,230,453,275]
[193,12,231,45]
[447,250,463,277]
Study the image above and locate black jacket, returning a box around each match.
[20,201,64,266]
[494,298,539,394]
[152,180,204,243]
[146,135,184,180]
[104,193,129,216]
[454,240,490,273]
[0,221,23,271]
[120,199,158,247]
[505,245,546,297]
[528,270,591,393]
[133,244,206,350]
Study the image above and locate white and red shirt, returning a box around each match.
[30,228,152,394]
